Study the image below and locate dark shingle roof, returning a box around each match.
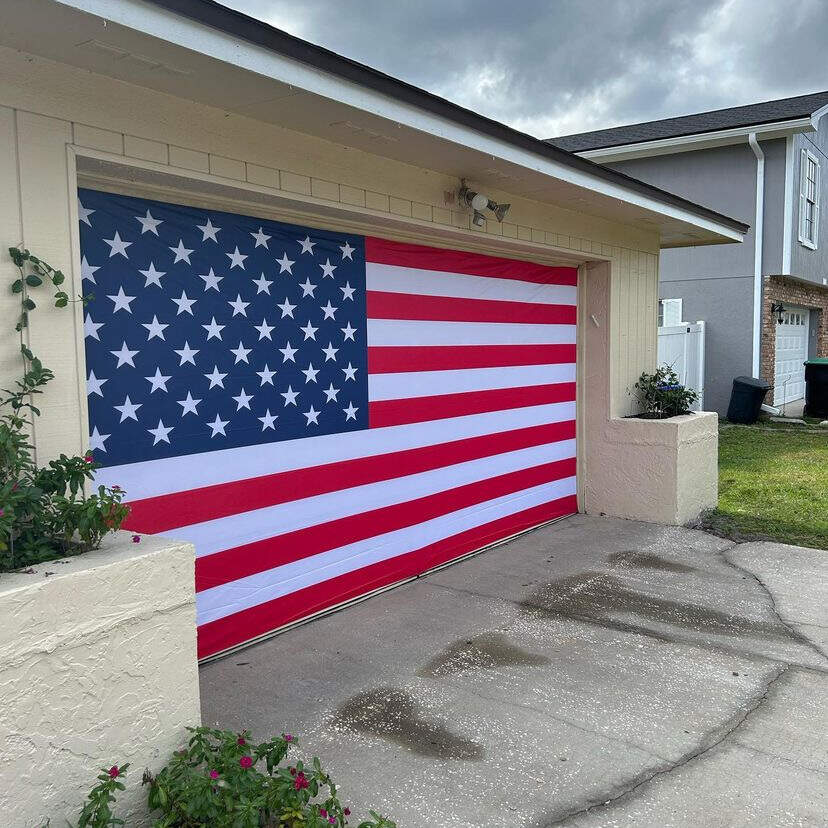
[549,91,828,153]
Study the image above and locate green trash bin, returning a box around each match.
[804,358,828,419]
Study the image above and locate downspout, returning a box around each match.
[748,133,764,377]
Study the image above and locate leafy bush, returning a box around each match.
[0,247,129,571]
[74,764,130,828]
[632,365,699,419]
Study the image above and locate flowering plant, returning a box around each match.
[72,763,130,827]
[1,247,129,571]
[632,365,699,419]
[143,726,395,828]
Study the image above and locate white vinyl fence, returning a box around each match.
[657,321,705,411]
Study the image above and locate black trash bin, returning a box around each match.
[727,376,771,424]
[804,358,828,419]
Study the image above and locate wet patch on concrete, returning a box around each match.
[417,632,549,678]
[607,550,697,574]
[330,688,485,760]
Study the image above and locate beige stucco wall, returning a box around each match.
[0,532,200,827]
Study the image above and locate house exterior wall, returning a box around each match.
[0,45,661,478]
[790,118,828,284]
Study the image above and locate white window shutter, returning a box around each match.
[815,159,821,248]
[798,148,808,243]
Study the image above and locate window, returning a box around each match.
[658,297,683,327]
[799,148,820,249]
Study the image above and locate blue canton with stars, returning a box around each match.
[79,188,368,468]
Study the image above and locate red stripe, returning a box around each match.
[365,237,578,285]
[195,456,575,591]
[124,420,574,534]
[197,494,577,658]
[368,344,577,373]
[369,382,576,428]
[367,290,576,325]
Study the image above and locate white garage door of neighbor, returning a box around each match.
[774,307,809,405]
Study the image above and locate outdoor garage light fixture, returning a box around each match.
[771,302,786,324]
[459,180,511,227]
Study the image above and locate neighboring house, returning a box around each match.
[551,92,828,413]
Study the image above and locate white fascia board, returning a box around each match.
[56,0,745,242]
[578,118,816,163]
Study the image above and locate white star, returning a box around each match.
[204,366,227,389]
[256,364,276,385]
[169,239,194,264]
[298,278,317,298]
[303,405,320,425]
[279,341,298,363]
[254,318,274,340]
[172,290,196,315]
[300,320,318,341]
[230,341,252,364]
[87,370,107,397]
[197,218,221,242]
[145,367,172,393]
[302,362,320,384]
[341,322,357,341]
[139,262,166,288]
[226,246,248,269]
[281,385,299,406]
[104,230,132,259]
[298,235,316,255]
[173,341,199,366]
[340,241,356,260]
[321,342,339,362]
[114,395,142,423]
[81,256,100,284]
[228,294,250,317]
[88,426,109,452]
[343,402,359,421]
[142,315,168,341]
[251,227,271,248]
[276,252,295,274]
[110,341,139,368]
[232,388,254,411]
[207,414,229,438]
[258,409,278,431]
[135,209,162,235]
[148,419,174,445]
[342,362,358,381]
[202,317,225,341]
[319,258,337,278]
[177,391,201,417]
[340,281,356,301]
[78,200,95,226]
[323,383,340,402]
[198,267,223,291]
[321,301,338,320]
[107,286,136,314]
[252,272,272,294]
[277,297,297,318]
[84,315,104,341]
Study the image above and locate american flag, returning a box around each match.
[80,188,577,659]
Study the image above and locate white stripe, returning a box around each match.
[368,363,575,401]
[196,476,576,624]
[366,262,577,306]
[170,439,575,558]
[368,319,576,346]
[94,401,575,500]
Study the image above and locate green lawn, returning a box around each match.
[700,424,828,550]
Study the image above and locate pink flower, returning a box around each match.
[132,535,141,543]
[84,455,94,464]
[209,770,219,779]
[108,766,120,779]
[344,808,351,816]
[320,809,327,818]
[284,733,293,742]
[329,819,336,825]
[237,737,246,746]
[112,485,121,492]
[0,509,4,518]
[293,771,308,790]
[289,767,297,776]
[239,756,252,769]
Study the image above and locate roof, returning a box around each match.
[141,0,748,236]
[549,90,828,153]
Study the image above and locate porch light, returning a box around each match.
[771,302,786,324]
[459,180,511,227]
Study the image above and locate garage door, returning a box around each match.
[79,188,578,659]
[774,307,809,405]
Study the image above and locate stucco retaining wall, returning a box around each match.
[0,533,200,827]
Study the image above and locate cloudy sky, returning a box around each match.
[219,0,828,139]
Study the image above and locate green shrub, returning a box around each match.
[632,365,699,419]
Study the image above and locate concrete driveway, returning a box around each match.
[200,515,828,827]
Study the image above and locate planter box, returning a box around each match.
[583,411,718,525]
[0,532,200,827]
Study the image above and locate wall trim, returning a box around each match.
[783,135,794,274]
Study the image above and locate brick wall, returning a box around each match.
[760,276,828,383]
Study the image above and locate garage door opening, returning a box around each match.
[774,306,810,405]
[79,187,578,659]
